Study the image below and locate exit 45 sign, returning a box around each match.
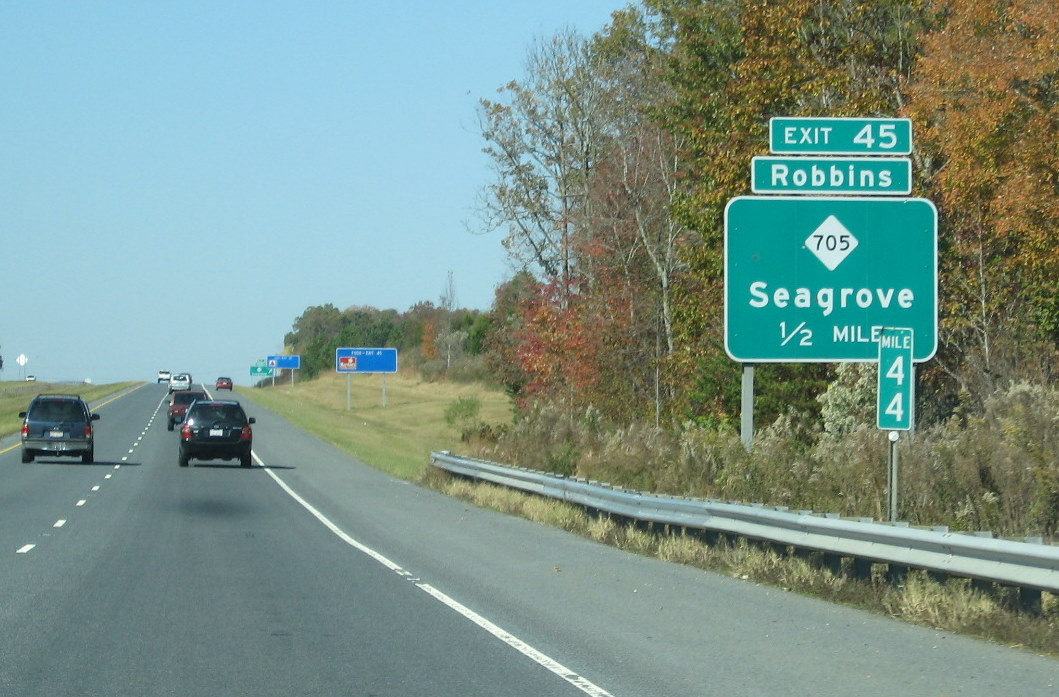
[770,117,913,155]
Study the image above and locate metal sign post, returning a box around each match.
[888,430,900,522]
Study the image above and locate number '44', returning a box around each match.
[885,356,907,420]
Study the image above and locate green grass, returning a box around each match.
[236,371,512,480]
[0,380,142,439]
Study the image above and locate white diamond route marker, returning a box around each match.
[805,215,858,270]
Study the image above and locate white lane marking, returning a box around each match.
[17,544,35,554]
[256,452,614,697]
[91,486,100,492]
[54,520,66,528]
[76,500,86,507]
[104,474,112,479]
[114,465,121,469]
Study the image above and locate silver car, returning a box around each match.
[168,373,192,393]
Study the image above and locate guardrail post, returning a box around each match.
[852,558,874,582]
[927,570,949,585]
[971,578,994,596]
[822,553,843,576]
[886,563,909,585]
[1018,587,1043,616]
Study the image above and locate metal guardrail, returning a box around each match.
[430,451,1059,599]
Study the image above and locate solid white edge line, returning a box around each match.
[255,452,615,697]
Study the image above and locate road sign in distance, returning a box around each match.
[724,196,937,363]
[250,365,274,377]
[751,156,912,195]
[267,355,301,370]
[336,348,398,374]
[770,117,913,155]
[878,328,915,430]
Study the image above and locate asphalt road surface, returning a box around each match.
[0,383,1055,696]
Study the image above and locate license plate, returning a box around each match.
[209,428,224,437]
[49,430,65,438]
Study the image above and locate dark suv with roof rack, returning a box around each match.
[178,399,255,468]
[19,394,100,464]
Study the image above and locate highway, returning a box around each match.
[1,383,1055,696]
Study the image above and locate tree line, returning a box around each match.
[285,0,1059,430]
[279,0,1059,533]
[475,0,1059,430]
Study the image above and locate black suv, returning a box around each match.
[178,400,255,468]
[19,394,100,464]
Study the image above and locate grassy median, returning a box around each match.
[236,371,512,479]
[0,380,142,439]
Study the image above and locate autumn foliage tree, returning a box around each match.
[906,0,1059,405]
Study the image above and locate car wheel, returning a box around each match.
[179,450,190,467]
[240,452,252,468]
[167,419,174,431]
[82,448,94,464]
[21,448,34,463]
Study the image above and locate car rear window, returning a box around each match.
[192,404,246,423]
[174,392,206,405]
[33,400,85,421]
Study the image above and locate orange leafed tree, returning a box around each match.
[906,0,1059,396]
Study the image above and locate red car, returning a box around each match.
[168,390,208,431]
[215,377,233,390]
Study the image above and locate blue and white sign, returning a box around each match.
[336,348,398,374]
[267,355,301,370]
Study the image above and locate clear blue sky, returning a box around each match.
[0,1,625,385]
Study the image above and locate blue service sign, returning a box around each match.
[336,348,398,373]
[267,355,301,370]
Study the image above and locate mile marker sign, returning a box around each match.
[878,327,914,430]
[724,196,937,362]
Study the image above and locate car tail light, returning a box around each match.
[84,425,93,438]
[240,426,252,441]
[180,424,193,438]
[21,423,29,437]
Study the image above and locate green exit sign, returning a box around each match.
[770,117,912,155]
[724,196,937,363]
[752,156,912,195]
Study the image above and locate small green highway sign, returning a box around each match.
[751,156,911,195]
[724,196,937,363]
[770,117,913,155]
[877,327,915,430]
[250,365,274,377]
